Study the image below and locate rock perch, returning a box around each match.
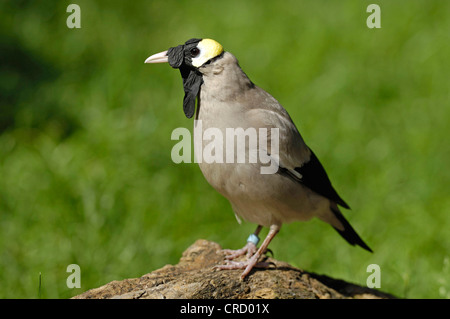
[73,239,395,299]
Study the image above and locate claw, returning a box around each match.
[264,248,274,257]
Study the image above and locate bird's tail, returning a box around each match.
[330,205,373,253]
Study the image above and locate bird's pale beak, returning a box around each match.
[144,50,169,63]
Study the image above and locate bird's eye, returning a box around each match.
[190,47,200,57]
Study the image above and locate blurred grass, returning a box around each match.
[0,0,449,298]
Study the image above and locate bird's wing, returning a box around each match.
[245,96,350,209]
[282,150,350,209]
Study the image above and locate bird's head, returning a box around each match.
[145,38,224,118]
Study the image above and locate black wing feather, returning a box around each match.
[281,148,350,209]
[330,205,373,252]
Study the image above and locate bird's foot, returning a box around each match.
[216,225,279,280]
[215,251,274,280]
[221,241,257,260]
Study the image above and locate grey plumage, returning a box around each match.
[145,39,372,279]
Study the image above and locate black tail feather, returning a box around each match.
[331,206,373,253]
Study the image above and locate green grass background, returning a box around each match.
[0,0,449,298]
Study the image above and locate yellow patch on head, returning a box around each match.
[192,39,224,67]
[201,39,224,57]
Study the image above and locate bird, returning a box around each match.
[145,38,372,280]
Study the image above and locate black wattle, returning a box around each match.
[182,70,203,119]
[167,45,184,68]
[167,38,204,118]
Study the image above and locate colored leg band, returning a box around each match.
[247,233,260,246]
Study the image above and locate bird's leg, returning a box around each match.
[216,224,280,280]
[221,225,263,259]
